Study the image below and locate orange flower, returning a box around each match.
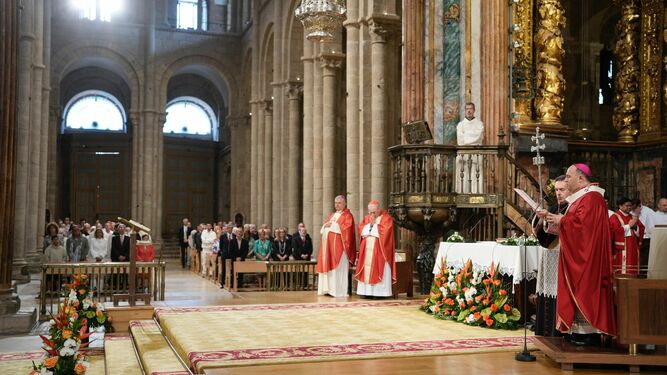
[434,305,441,313]
[482,314,490,321]
[473,312,481,320]
[490,303,499,312]
[493,279,501,286]
[503,304,511,312]
[470,306,476,312]
[475,295,483,302]
[96,310,103,317]
[75,362,86,374]
[44,356,58,369]
[107,315,112,322]
[444,309,451,315]
[482,279,491,285]
[467,300,474,306]
[81,318,88,326]
[499,289,507,296]
[450,310,457,317]
[71,312,78,320]
[72,300,80,308]
[79,289,86,295]
[485,319,494,327]
[459,302,466,309]
[62,329,73,339]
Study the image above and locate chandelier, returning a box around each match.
[295,0,346,42]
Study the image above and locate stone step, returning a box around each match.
[104,335,143,374]
[129,320,189,374]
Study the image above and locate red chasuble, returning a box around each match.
[316,209,356,273]
[609,210,645,275]
[354,210,396,285]
[556,185,617,336]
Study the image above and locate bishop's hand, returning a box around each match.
[545,213,563,225]
[535,208,548,219]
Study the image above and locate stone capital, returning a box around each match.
[320,53,344,75]
[128,111,141,126]
[263,99,273,113]
[368,14,401,44]
[286,81,304,100]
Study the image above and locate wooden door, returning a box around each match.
[72,151,128,222]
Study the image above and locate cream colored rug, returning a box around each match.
[155,300,534,372]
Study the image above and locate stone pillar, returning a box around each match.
[46,106,59,219]
[271,83,282,226]
[256,101,266,223]
[344,1,361,219]
[14,0,36,280]
[38,0,51,233]
[286,82,303,231]
[311,44,323,245]
[0,0,36,333]
[480,0,509,144]
[321,53,343,216]
[249,101,260,222]
[301,41,314,234]
[368,16,398,207]
[263,99,273,225]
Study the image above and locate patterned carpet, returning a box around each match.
[155,300,534,372]
[0,348,105,374]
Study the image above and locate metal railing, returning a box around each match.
[40,261,166,317]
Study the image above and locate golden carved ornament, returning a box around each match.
[613,0,640,142]
[534,0,566,125]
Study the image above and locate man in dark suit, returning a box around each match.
[292,223,313,289]
[177,218,192,269]
[225,227,248,288]
[111,224,130,261]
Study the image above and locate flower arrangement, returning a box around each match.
[421,260,521,329]
[31,274,113,374]
[446,232,464,243]
[524,235,539,246]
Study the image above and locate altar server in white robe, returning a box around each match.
[455,102,484,193]
[316,195,356,297]
[200,224,217,276]
[355,200,396,297]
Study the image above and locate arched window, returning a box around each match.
[62,90,126,133]
[164,96,218,141]
[72,0,122,22]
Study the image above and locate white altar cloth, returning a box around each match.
[433,241,540,287]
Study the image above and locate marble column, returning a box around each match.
[344,2,361,219]
[480,0,509,144]
[286,82,303,231]
[0,0,36,333]
[301,41,314,234]
[14,0,36,280]
[321,53,343,216]
[311,45,323,244]
[263,99,273,225]
[368,17,398,207]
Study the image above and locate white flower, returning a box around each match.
[472,272,478,280]
[464,314,477,324]
[59,346,76,357]
[64,338,78,348]
[439,286,447,294]
[455,296,463,304]
[449,282,457,290]
[464,287,477,302]
[48,319,55,327]
[68,289,77,301]
[447,274,455,282]
[39,367,53,375]
[82,298,92,310]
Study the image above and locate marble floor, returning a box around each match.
[2,260,665,374]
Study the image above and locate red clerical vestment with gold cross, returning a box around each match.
[556,185,617,336]
[609,210,645,275]
[316,209,356,274]
[354,210,396,286]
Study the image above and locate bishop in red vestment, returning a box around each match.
[547,164,616,337]
[316,195,356,297]
[355,200,396,297]
[610,197,645,275]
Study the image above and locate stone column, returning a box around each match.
[368,17,398,207]
[13,0,36,280]
[38,0,51,235]
[249,101,260,222]
[286,82,303,231]
[321,53,343,216]
[480,0,509,143]
[0,0,36,333]
[256,101,266,223]
[311,45,323,243]
[271,83,282,226]
[263,99,273,225]
[46,106,59,219]
[301,41,314,234]
[344,2,361,219]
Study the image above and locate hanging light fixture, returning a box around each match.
[295,0,346,42]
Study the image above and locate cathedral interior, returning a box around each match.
[1,0,667,340]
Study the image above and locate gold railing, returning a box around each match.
[40,262,166,317]
[265,261,318,291]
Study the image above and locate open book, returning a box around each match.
[513,188,539,210]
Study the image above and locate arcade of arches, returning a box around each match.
[1,0,667,341]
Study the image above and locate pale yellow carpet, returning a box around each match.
[155,300,534,372]
[104,335,142,374]
[130,320,189,375]
[0,349,105,374]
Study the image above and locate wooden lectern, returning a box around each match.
[112,217,152,306]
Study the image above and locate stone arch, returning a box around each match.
[260,23,275,98]
[51,44,142,111]
[283,0,304,81]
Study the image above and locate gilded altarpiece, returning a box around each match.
[638,0,663,140]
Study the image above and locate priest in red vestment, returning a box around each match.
[609,197,645,275]
[546,163,616,340]
[316,195,356,297]
[355,200,395,297]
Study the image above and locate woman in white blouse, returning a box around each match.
[88,228,110,262]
